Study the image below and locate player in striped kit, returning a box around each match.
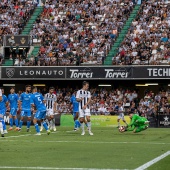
[76,81,93,136]
[40,87,57,132]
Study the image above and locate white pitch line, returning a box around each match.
[135,151,170,170]
[0,138,170,146]
[0,132,58,139]
[0,167,127,170]
[2,134,32,138]
[66,130,77,133]
[0,140,16,142]
[36,141,170,145]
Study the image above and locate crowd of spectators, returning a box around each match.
[1,0,170,66]
[113,0,170,65]
[15,87,170,116]
[0,0,37,62]
[0,0,36,42]
[28,0,135,66]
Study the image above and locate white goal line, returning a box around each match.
[135,151,170,170]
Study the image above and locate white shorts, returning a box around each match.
[46,109,54,116]
[79,109,91,118]
[118,113,125,120]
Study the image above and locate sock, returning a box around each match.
[40,122,43,129]
[81,122,84,132]
[34,123,40,133]
[9,118,13,127]
[27,121,31,129]
[50,120,52,128]
[75,120,79,128]
[43,121,48,131]
[19,120,23,128]
[74,120,77,129]
[118,122,120,127]
[14,119,19,127]
[87,121,91,132]
[45,119,49,127]
[0,121,4,134]
[2,119,6,130]
[52,118,55,128]
[77,121,81,128]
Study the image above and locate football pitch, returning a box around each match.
[0,126,170,170]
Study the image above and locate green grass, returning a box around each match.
[0,127,170,170]
[148,156,170,170]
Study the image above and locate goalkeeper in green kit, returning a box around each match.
[126,112,149,133]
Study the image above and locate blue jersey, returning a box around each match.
[31,92,46,111]
[70,95,79,112]
[8,93,19,109]
[19,92,33,110]
[0,95,8,110]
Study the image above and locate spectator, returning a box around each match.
[0,0,36,59]
[116,0,170,65]
[0,53,3,65]
[30,0,134,66]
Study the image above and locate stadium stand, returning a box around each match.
[104,4,140,65]
[26,0,136,66]
[0,0,37,66]
[2,0,169,66]
[21,6,43,35]
[112,0,170,65]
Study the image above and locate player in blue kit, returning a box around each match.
[0,89,5,137]
[0,87,8,135]
[70,91,80,131]
[8,87,19,131]
[18,85,33,132]
[31,86,50,135]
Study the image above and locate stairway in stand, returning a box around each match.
[104,4,141,65]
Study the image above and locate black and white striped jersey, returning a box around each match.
[76,89,91,109]
[44,93,57,110]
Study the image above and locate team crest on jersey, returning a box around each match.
[6,68,15,78]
